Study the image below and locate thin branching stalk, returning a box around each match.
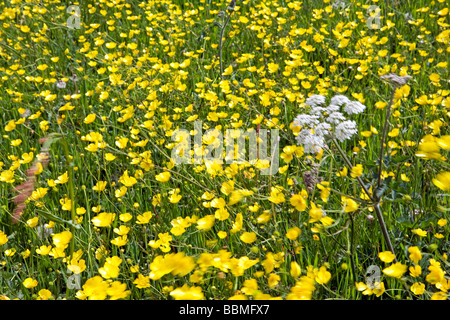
[348,212,357,290]
[332,138,396,259]
[375,88,396,191]
[218,8,235,77]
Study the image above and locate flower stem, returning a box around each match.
[58,136,77,298]
[332,138,396,259]
[376,88,396,191]
[218,9,234,77]
[332,138,373,201]
[58,137,76,258]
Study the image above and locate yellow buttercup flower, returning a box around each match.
[426,261,445,285]
[350,164,363,178]
[111,235,128,247]
[410,282,425,295]
[336,167,348,177]
[290,191,308,211]
[432,172,450,191]
[286,227,301,240]
[91,212,116,227]
[37,289,52,300]
[382,262,408,278]
[220,180,234,195]
[99,256,122,279]
[290,261,301,278]
[286,276,316,300]
[5,120,16,132]
[412,228,428,237]
[0,170,15,183]
[170,284,204,300]
[408,246,422,264]
[228,190,244,206]
[52,231,72,249]
[26,217,39,228]
[136,211,153,224]
[133,274,150,289]
[119,170,137,187]
[196,215,215,231]
[409,265,422,277]
[268,273,281,288]
[222,65,233,76]
[92,181,107,192]
[231,213,243,234]
[0,231,9,246]
[169,189,182,203]
[378,251,396,263]
[84,113,96,124]
[240,232,257,244]
[315,266,331,285]
[36,245,52,256]
[342,196,358,213]
[81,276,109,300]
[268,186,285,204]
[60,197,72,211]
[107,281,131,300]
[214,207,229,221]
[155,171,171,182]
[308,202,324,223]
[23,278,38,289]
[55,171,69,184]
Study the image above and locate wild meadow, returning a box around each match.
[0,0,449,300]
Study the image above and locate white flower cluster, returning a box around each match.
[293,94,366,154]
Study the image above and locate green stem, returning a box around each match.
[58,136,77,298]
[332,138,396,259]
[332,138,373,202]
[218,9,234,77]
[348,213,357,287]
[376,88,396,191]
[373,203,396,261]
[59,137,76,259]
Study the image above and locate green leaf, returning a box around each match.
[374,183,389,200]
[6,232,16,240]
[397,216,413,228]
[37,210,80,229]
[392,155,410,163]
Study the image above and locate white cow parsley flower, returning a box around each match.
[325,104,340,114]
[293,114,320,127]
[314,122,332,136]
[294,94,366,154]
[310,106,327,116]
[343,100,366,115]
[330,95,350,107]
[305,95,326,108]
[299,134,326,154]
[326,111,346,124]
[335,120,358,142]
